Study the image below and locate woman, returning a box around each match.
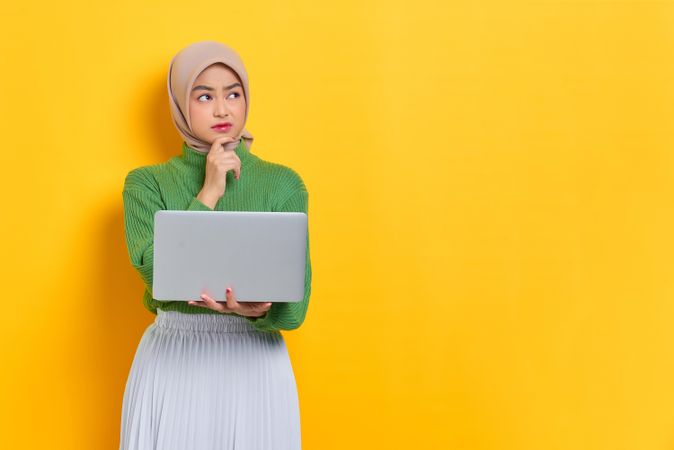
[119,40,312,450]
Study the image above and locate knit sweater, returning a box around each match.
[122,139,312,333]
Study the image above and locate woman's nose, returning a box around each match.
[214,98,228,117]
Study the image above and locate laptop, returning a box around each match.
[152,210,308,302]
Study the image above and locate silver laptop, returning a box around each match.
[152,210,308,302]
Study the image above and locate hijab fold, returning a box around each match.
[167,40,254,153]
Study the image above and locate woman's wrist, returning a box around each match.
[197,189,219,209]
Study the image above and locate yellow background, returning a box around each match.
[2,0,674,448]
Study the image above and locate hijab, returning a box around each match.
[167,40,254,153]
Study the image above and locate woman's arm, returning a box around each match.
[245,185,312,332]
[122,167,212,309]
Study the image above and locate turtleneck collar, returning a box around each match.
[181,139,255,169]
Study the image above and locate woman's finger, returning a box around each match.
[245,302,272,309]
[188,300,207,308]
[200,293,227,313]
[240,302,271,317]
[210,135,237,155]
[252,303,272,316]
[235,158,241,180]
[225,287,239,310]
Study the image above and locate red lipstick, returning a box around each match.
[212,122,232,132]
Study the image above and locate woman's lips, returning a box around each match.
[212,123,232,132]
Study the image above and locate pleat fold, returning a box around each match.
[119,309,301,450]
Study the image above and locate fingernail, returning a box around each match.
[226,288,232,293]
[200,294,206,299]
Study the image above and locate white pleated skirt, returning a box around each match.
[119,309,301,450]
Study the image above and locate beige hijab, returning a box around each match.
[167,40,254,153]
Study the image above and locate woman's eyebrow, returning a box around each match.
[192,82,241,92]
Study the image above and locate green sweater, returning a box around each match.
[122,139,312,333]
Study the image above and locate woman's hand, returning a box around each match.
[188,286,272,318]
[197,135,242,209]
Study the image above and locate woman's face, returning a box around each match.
[188,63,246,144]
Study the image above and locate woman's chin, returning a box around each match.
[201,129,238,145]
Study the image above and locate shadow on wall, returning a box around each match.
[91,76,185,447]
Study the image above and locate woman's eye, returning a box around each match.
[197,92,239,102]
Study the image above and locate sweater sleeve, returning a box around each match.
[244,181,312,332]
[122,167,212,312]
